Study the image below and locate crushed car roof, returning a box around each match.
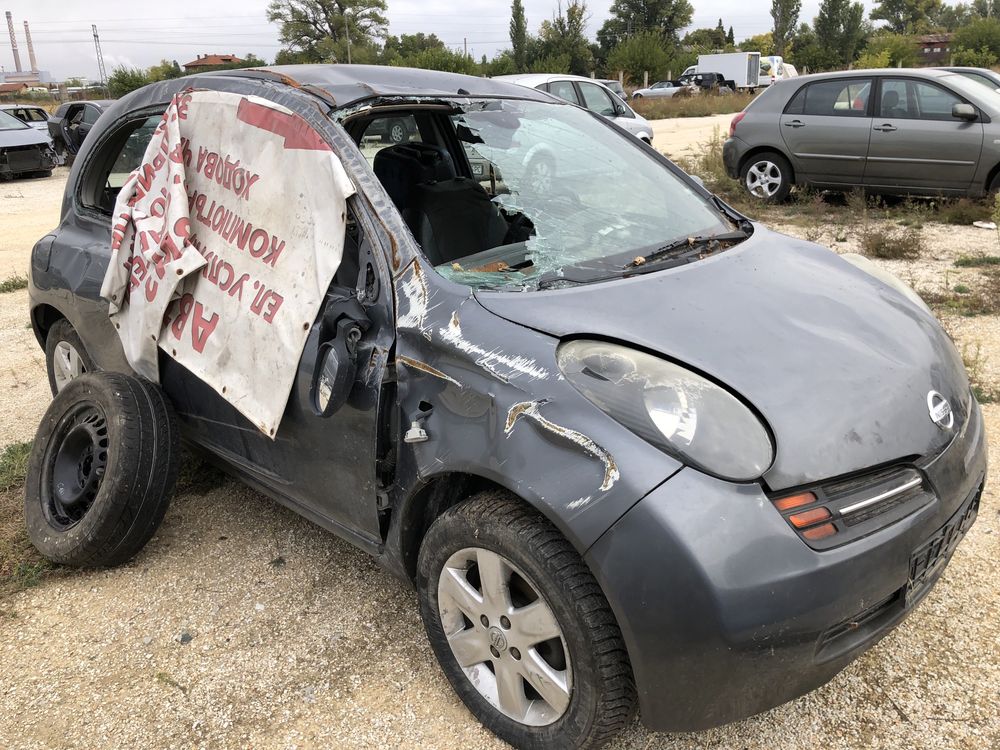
[208,64,553,109]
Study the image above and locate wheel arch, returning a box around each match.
[984,160,1000,195]
[30,303,66,348]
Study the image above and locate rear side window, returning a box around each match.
[787,79,871,117]
[547,80,581,105]
[82,105,100,125]
[80,114,162,214]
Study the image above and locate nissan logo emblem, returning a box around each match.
[927,391,954,429]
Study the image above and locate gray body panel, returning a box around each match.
[26,64,988,734]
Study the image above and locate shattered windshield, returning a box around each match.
[434,98,735,290]
[0,110,29,130]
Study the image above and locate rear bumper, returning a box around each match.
[586,398,987,732]
[722,137,743,179]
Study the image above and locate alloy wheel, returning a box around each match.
[437,546,572,726]
[52,340,87,392]
[745,159,783,198]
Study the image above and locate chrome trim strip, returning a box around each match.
[839,476,923,516]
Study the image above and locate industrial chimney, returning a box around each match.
[5,11,23,73]
[23,20,37,73]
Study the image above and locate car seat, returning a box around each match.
[409,178,510,266]
[372,143,456,218]
[881,90,905,119]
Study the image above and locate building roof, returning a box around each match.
[183,53,245,69]
[0,82,29,93]
[915,33,953,44]
[206,64,554,109]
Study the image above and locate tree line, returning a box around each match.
[107,0,1000,98]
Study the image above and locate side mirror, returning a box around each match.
[953,102,977,121]
[313,323,361,417]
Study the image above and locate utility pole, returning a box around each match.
[93,24,108,95]
[464,37,468,57]
[344,12,351,64]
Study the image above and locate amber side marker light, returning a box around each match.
[789,507,832,529]
[802,523,837,541]
[774,492,816,512]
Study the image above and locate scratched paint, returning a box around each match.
[394,258,433,340]
[440,312,549,383]
[394,354,462,387]
[504,400,620,492]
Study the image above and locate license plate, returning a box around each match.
[471,163,484,176]
[905,489,979,606]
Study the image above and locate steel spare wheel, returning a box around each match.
[24,372,181,567]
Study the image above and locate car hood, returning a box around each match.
[0,127,50,147]
[475,227,971,490]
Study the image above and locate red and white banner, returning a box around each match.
[101,90,356,437]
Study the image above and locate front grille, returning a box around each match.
[2,144,48,173]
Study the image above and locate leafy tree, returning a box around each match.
[813,0,867,68]
[771,0,801,56]
[530,53,572,73]
[510,0,530,72]
[148,59,183,81]
[727,26,735,44]
[537,2,594,75]
[683,27,726,47]
[870,0,941,33]
[407,47,479,75]
[862,32,918,66]
[64,77,85,88]
[108,66,151,98]
[607,31,671,84]
[741,31,776,55]
[484,51,518,76]
[953,17,1000,58]
[267,0,388,62]
[597,0,694,50]
[953,45,1000,65]
[381,32,445,64]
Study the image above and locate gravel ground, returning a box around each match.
[1,130,998,750]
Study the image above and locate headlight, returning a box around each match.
[557,340,773,482]
[841,253,932,315]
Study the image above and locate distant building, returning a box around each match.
[0,81,29,98]
[915,34,953,66]
[182,53,245,72]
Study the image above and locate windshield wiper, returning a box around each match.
[623,229,749,271]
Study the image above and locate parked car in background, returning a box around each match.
[47,99,114,159]
[361,114,419,144]
[631,80,688,99]
[682,52,761,91]
[936,66,1000,93]
[0,108,56,179]
[759,56,798,87]
[26,63,986,750]
[598,78,628,101]
[724,69,1000,201]
[494,73,654,143]
[0,104,51,133]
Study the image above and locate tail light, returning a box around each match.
[729,111,746,137]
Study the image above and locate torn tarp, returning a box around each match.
[101,90,356,437]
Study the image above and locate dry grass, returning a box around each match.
[955,255,1000,267]
[633,91,756,119]
[922,269,1000,317]
[0,441,52,595]
[861,225,923,260]
[0,275,28,294]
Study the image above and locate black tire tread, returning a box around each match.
[25,372,180,567]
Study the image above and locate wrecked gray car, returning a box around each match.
[0,108,55,178]
[26,65,986,749]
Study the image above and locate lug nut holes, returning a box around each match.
[500,615,511,629]
[480,615,489,627]
[490,645,501,658]
[510,647,521,660]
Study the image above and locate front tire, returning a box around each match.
[740,151,793,202]
[24,372,180,567]
[417,491,636,749]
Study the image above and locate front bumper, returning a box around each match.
[0,144,56,176]
[586,397,987,732]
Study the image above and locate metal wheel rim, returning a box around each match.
[527,160,553,194]
[745,159,782,198]
[437,546,572,726]
[53,340,86,392]
[390,123,405,142]
[42,402,109,531]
